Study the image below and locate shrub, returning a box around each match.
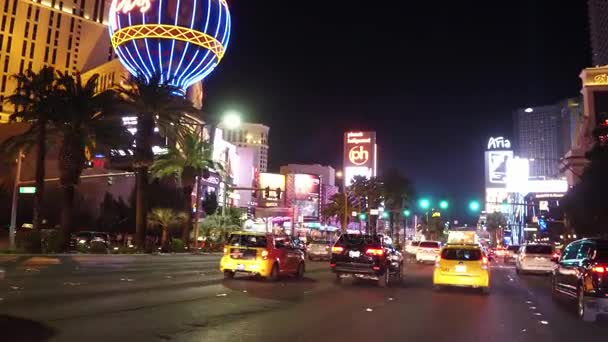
[16,231,42,253]
[171,238,186,253]
[41,230,64,254]
[89,241,108,254]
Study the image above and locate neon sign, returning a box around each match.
[114,0,151,14]
[349,146,369,166]
[487,136,511,150]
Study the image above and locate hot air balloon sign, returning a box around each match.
[109,0,231,90]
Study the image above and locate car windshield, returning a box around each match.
[419,242,440,249]
[507,245,520,252]
[336,234,381,247]
[525,245,553,254]
[441,248,482,261]
[227,234,267,248]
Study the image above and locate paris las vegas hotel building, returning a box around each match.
[0,0,115,122]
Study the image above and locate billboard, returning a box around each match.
[485,150,513,188]
[286,174,321,221]
[344,131,377,185]
[258,173,285,207]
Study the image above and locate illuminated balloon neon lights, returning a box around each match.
[108,0,231,90]
[114,0,152,14]
[111,25,226,61]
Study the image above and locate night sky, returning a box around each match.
[204,0,591,221]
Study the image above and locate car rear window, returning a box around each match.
[595,244,608,261]
[507,245,520,252]
[419,242,440,249]
[336,234,381,247]
[227,234,267,248]
[525,245,553,254]
[311,240,330,245]
[441,248,482,261]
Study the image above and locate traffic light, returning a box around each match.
[403,209,411,217]
[381,211,389,219]
[418,198,430,210]
[469,200,480,212]
[264,186,270,198]
[539,216,548,231]
[439,200,449,210]
[275,187,282,199]
[359,213,367,221]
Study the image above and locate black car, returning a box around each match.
[330,234,403,287]
[70,231,111,251]
[552,238,608,322]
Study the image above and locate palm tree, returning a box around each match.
[115,73,200,249]
[147,208,188,251]
[53,72,128,247]
[486,212,507,246]
[381,168,415,241]
[150,131,221,242]
[3,67,61,230]
[322,192,353,231]
[349,175,383,233]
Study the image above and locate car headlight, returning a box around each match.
[78,239,86,244]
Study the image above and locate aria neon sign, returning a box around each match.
[114,0,151,14]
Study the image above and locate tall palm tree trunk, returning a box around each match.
[33,121,47,230]
[134,114,154,249]
[135,168,149,248]
[182,185,194,242]
[61,184,75,247]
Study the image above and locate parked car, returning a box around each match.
[69,231,111,251]
[503,245,520,264]
[330,234,403,287]
[415,241,442,263]
[552,238,608,322]
[516,244,555,274]
[220,232,305,281]
[307,240,331,261]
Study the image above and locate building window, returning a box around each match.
[1,15,6,31]
[24,22,30,38]
[27,5,32,18]
[9,17,14,33]
[51,48,57,64]
[19,59,24,73]
[34,8,39,22]
[11,0,17,15]
[27,61,32,71]
[56,14,62,28]
[44,46,49,62]
[3,56,9,72]
[1,75,7,92]
[32,24,37,39]
[3,1,9,13]
[0,34,3,51]
[65,52,70,68]
[21,40,26,57]
[5,36,11,53]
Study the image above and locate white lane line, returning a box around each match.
[365,308,373,312]
[539,320,549,325]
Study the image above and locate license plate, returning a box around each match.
[455,265,467,273]
[349,251,361,258]
[237,264,245,271]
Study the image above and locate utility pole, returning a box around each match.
[9,150,24,250]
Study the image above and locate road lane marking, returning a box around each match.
[365,308,373,312]
[539,320,549,325]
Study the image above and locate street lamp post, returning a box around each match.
[9,149,24,250]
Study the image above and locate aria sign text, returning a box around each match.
[487,136,511,150]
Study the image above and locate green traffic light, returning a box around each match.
[439,200,449,210]
[419,198,430,210]
[469,200,480,212]
[403,209,411,217]
[381,211,389,219]
[359,213,367,220]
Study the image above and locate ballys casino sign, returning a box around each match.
[343,131,377,185]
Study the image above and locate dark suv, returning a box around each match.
[330,234,403,287]
[552,238,608,322]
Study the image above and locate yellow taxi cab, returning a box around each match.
[433,244,490,294]
[219,232,305,281]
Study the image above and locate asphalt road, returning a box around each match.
[1,254,607,342]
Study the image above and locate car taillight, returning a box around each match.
[261,250,269,260]
[552,253,559,259]
[331,246,344,253]
[482,256,488,264]
[592,266,606,273]
[223,247,228,254]
[365,248,384,256]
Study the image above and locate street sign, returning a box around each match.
[432,211,441,218]
[19,186,36,194]
[351,211,358,217]
[370,209,379,215]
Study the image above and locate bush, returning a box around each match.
[171,238,186,253]
[41,230,65,254]
[89,241,108,254]
[16,231,42,253]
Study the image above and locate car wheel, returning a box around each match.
[295,262,305,279]
[223,270,235,279]
[578,286,597,322]
[268,263,279,282]
[378,270,389,288]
